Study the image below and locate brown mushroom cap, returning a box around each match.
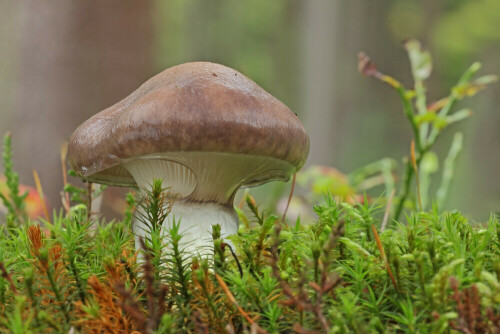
[68,62,309,188]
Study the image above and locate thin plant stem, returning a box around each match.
[86,182,92,220]
[281,173,296,227]
[45,263,71,324]
[381,189,396,232]
[393,155,424,222]
[60,143,71,215]
[371,225,398,292]
[0,262,17,294]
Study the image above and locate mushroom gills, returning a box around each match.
[122,152,295,252]
[123,159,196,199]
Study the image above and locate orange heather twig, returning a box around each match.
[410,141,422,211]
[27,225,44,257]
[33,169,50,221]
[215,273,268,334]
[0,262,17,295]
[371,224,398,292]
[75,276,139,334]
[27,225,71,324]
[77,251,142,333]
[214,273,252,323]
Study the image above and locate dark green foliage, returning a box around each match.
[1,41,499,333]
[359,39,496,222]
[0,132,28,230]
[0,178,500,332]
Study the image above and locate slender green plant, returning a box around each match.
[0,133,28,230]
[359,39,497,222]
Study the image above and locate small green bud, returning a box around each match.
[23,268,34,286]
[38,247,49,262]
[212,224,222,240]
[311,242,321,260]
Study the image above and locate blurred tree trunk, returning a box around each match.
[0,2,18,132]
[13,0,153,210]
[300,0,401,170]
[300,0,341,166]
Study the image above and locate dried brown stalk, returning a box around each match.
[0,261,17,295]
[449,277,488,333]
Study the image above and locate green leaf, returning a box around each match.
[404,39,432,81]
[420,152,439,175]
[436,133,464,207]
[452,75,498,98]
[414,112,438,125]
[445,109,473,125]
[433,117,448,130]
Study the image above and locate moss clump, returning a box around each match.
[1,40,499,333]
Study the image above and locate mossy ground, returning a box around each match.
[1,40,499,333]
[1,181,500,333]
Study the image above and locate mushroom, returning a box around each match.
[67,62,309,252]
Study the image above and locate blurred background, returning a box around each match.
[0,0,499,221]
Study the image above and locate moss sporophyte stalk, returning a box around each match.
[0,41,499,333]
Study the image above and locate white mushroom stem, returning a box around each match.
[122,152,294,253]
[133,201,238,254]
